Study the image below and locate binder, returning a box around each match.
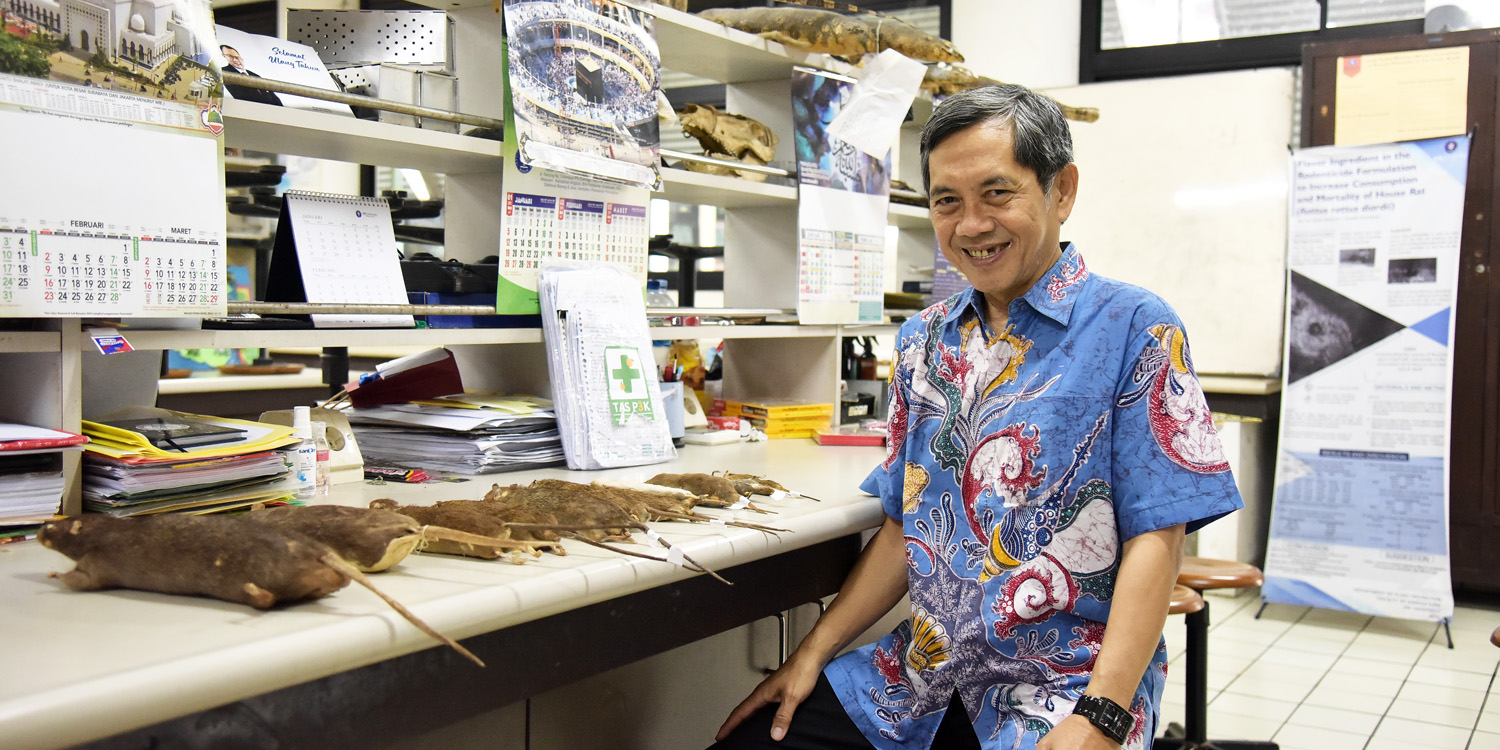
[265,191,415,328]
[344,348,464,408]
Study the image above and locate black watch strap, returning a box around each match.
[1072,694,1133,745]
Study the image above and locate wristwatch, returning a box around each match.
[1072,694,1133,745]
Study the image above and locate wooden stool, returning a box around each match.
[1154,558,1276,750]
[1171,584,1205,616]
[1178,557,1265,591]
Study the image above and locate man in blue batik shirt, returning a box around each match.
[712,85,1242,750]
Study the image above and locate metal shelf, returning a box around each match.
[656,168,797,208]
[0,331,61,353]
[650,324,836,339]
[222,99,501,174]
[117,327,542,351]
[108,323,902,351]
[888,202,932,229]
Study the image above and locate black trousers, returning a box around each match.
[708,674,981,750]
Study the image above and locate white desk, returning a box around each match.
[0,441,887,750]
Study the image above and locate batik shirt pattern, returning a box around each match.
[825,244,1243,750]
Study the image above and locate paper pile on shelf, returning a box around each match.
[0,423,88,529]
[344,394,565,474]
[539,265,675,470]
[81,409,301,517]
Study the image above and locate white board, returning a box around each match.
[1048,68,1294,376]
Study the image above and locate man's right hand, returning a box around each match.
[714,515,910,744]
[715,653,825,742]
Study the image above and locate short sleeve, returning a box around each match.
[1110,313,1243,541]
[860,331,918,522]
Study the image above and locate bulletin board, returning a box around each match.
[1046,68,1296,376]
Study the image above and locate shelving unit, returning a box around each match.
[0,11,934,746]
[658,167,796,208]
[888,201,934,230]
[223,99,502,175]
[0,331,61,354]
[0,1,939,508]
[120,326,543,351]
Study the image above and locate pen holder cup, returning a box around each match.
[659,381,686,439]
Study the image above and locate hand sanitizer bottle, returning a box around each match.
[292,406,316,501]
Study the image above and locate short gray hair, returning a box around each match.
[920,84,1074,196]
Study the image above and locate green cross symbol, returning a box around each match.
[612,356,640,394]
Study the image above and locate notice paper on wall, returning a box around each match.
[791,68,889,325]
[1334,47,1469,147]
[0,74,226,318]
[1262,135,1470,622]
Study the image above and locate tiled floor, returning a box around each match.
[1158,594,1500,749]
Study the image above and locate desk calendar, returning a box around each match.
[0,74,225,318]
[497,148,651,315]
[266,192,413,328]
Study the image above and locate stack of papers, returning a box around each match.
[0,423,87,527]
[345,393,566,474]
[81,408,301,517]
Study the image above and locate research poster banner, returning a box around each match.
[791,68,889,325]
[1263,135,1469,622]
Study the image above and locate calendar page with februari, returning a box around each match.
[0,74,225,317]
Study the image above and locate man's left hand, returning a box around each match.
[1036,714,1121,750]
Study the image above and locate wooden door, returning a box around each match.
[1302,29,1500,594]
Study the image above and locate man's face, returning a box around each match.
[927,120,1078,312]
[221,47,244,69]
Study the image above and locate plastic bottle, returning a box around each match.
[312,420,331,497]
[291,406,316,501]
[646,279,674,307]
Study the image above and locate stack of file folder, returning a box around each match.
[345,394,565,475]
[0,423,88,539]
[713,399,836,439]
[81,409,302,516]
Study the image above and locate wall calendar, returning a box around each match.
[0,74,225,318]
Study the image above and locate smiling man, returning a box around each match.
[711,85,1242,750]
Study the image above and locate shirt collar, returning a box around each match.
[957,243,1089,329]
[1021,242,1088,327]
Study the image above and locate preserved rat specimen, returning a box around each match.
[484,482,733,585]
[592,480,788,534]
[646,472,747,506]
[373,495,726,582]
[246,504,556,571]
[371,498,565,558]
[915,64,1100,123]
[678,104,779,182]
[38,514,483,666]
[716,472,823,502]
[699,6,963,63]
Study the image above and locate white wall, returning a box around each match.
[950,0,1082,89]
